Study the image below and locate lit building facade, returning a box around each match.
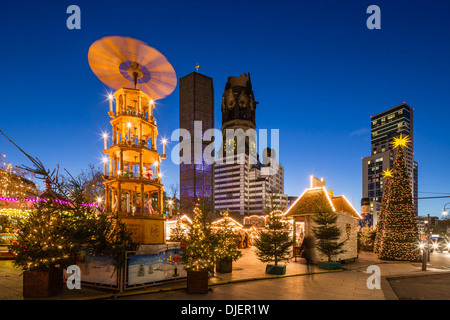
[179,71,215,214]
[362,103,418,227]
[214,73,287,215]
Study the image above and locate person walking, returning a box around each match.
[300,235,315,278]
[243,233,249,249]
[237,232,243,249]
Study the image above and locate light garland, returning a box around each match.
[0,208,32,219]
[0,196,104,209]
[376,139,421,262]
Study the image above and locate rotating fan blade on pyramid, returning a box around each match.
[88,36,177,101]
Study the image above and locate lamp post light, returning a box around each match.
[96,197,103,210]
[426,214,431,262]
[442,202,450,217]
[168,199,173,217]
[421,214,432,270]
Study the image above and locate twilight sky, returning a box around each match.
[1,0,450,217]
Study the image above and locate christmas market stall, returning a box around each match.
[166,214,192,242]
[284,176,361,263]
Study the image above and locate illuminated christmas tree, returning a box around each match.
[8,147,138,272]
[373,168,393,255]
[377,134,421,261]
[180,206,214,271]
[12,197,78,271]
[213,211,242,265]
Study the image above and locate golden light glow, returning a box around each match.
[108,94,114,100]
[341,195,363,219]
[323,187,336,212]
[212,216,244,229]
[382,168,393,178]
[282,187,310,217]
[391,133,411,149]
[178,214,192,225]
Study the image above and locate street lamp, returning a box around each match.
[442,202,450,217]
[97,197,103,208]
[168,199,173,217]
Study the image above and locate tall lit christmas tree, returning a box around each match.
[373,168,393,255]
[377,134,421,261]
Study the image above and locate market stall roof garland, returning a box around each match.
[284,179,361,219]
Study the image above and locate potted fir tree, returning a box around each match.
[12,198,78,298]
[312,209,346,270]
[254,210,294,275]
[180,206,214,293]
[213,211,242,273]
[11,153,138,298]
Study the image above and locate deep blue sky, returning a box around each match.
[1,0,449,217]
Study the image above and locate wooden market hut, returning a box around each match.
[284,176,361,262]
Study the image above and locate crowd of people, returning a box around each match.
[236,231,252,249]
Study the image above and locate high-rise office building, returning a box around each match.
[179,71,214,214]
[361,103,418,226]
[214,73,287,216]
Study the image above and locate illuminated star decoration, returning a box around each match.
[382,168,393,178]
[390,133,411,149]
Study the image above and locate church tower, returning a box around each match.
[214,73,287,216]
[219,73,258,159]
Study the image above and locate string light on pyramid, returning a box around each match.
[390,133,411,149]
[88,36,176,245]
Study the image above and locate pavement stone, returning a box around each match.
[0,248,449,300]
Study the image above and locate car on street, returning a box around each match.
[430,237,449,253]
